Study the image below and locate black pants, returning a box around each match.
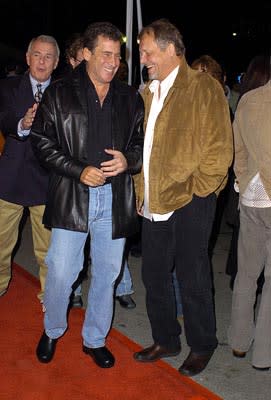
[141,194,218,353]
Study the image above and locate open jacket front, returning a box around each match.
[31,62,144,238]
[135,59,233,214]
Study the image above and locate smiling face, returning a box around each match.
[139,32,181,82]
[26,39,59,82]
[83,35,121,86]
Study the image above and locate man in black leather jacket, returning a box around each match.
[32,22,144,369]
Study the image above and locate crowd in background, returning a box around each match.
[0,19,270,374]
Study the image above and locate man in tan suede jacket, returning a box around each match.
[133,19,233,377]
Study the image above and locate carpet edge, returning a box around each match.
[13,262,223,400]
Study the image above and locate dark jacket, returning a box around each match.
[31,62,144,239]
[0,73,49,206]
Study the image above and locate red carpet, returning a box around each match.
[0,264,222,400]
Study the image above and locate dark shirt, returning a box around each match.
[84,71,113,168]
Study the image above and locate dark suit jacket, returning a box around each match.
[0,73,49,206]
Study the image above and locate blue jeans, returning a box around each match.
[44,184,125,348]
[73,253,133,299]
[74,265,133,297]
[115,260,133,296]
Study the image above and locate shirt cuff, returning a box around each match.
[18,119,30,137]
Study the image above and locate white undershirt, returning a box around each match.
[241,172,271,208]
[143,66,179,221]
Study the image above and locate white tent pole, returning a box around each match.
[136,0,142,31]
[126,0,133,85]
[136,0,143,84]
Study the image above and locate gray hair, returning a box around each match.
[27,35,60,58]
[138,19,185,56]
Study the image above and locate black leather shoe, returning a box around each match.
[178,350,214,376]
[83,345,115,368]
[36,331,57,363]
[70,294,83,308]
[134,343,181,362]
[116,294,136,309]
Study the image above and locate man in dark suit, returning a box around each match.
[0,35,59,304]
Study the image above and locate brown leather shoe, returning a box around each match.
[178,350,214,376]
[134,343,181,362]
[232,349,246,358]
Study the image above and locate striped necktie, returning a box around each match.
[34,83,43,103]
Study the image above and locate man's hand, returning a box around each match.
[80,166,106,187]
[21,103,38,130]
[100,149,128,177]
[137,202,144,216]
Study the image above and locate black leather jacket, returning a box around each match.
[31,62,144,239]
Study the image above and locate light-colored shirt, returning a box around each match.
[143,66,179,221]
[241,172,271,208]
[18,75,51,137]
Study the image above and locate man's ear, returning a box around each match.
[83,47,91,61]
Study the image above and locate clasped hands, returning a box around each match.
[80,149,128,187]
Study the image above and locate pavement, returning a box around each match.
[13,214,270,400]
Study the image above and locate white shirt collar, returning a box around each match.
[29,74,51,93]
[149,65,179,97]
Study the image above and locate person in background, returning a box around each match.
[64,33,85,70]
[225,55,269,291]
[32,21,144,368]
[113,58,137,309]
[191,54,225,87]
[229,75,242,114]
[0,35,59,303]
[115,58,129,82]
[133,19,232,376]
[191,54,234,256]
[4,59,25,78]
[63,32,88,309]
[227,53,271,371]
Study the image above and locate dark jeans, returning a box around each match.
[141,194,218,353]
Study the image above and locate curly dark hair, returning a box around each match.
[83,21,122,52]
[65,33,84,63]
[191,55,224,88]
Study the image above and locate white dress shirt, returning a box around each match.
[143,66,179,221]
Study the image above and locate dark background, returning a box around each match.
[0,0,270,85]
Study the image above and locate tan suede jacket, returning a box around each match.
[233,82,271,199]
[135,58,233,214]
